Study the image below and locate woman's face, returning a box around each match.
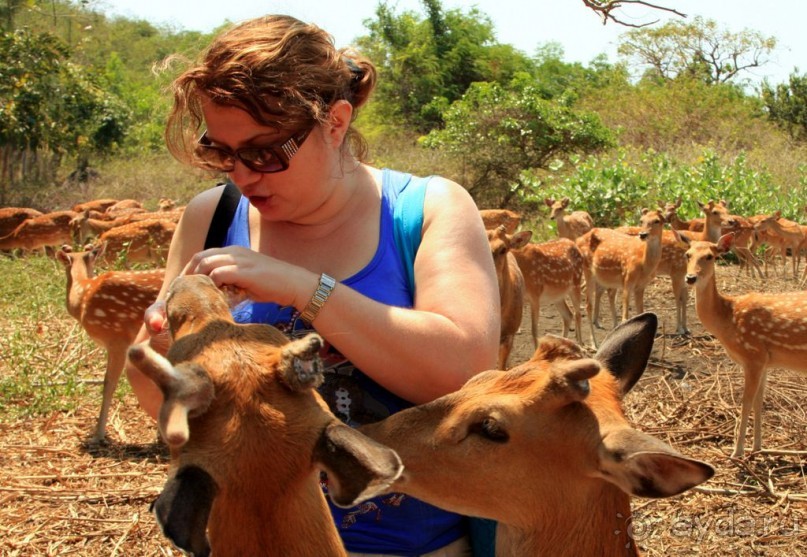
[200,100,336,222]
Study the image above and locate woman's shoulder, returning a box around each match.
[180,183,233,225]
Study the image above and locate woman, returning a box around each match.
[126,14,500,557]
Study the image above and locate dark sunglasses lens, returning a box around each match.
[239,147,285,173]
[195,145,235,172]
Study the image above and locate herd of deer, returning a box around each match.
[1,198,179,442]
[2,193,806,555]
[481,197,807,461]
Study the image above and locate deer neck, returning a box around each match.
[703,220,723,243]
[693,272,734,334]
[65,265,91,321]
[498,483,639,557]
[640,234,663,270]
[669,213,689,231]
[208,470,346,557]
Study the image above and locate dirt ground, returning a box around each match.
[1,263,806,556]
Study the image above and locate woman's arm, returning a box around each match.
[313,177,501,403]
[125,186,224,419]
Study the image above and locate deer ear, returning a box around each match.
[278,333,325,392]
[151,465,217,557]
[598,428,714,498]
[314,423,403,508]
[595,313,657,396]
[510,230,533,249]
[544,197,553,207]
[127,344,215,448]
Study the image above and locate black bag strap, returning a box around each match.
[204,181,242,249]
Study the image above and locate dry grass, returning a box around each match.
[1,250,806,555]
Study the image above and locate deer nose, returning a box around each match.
[639,231,649,240]
[685,274,697,285]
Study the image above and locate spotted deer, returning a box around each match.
[0,207,43,238]
[479,209,521,233]
[92,218,176,267]
[576,209,665,345]
[511,237,584,346]
[487,225,530,369]
[754,212,804,279]
[685,233,807,457]
[0,210,78,252]
[544,197,594,241]
[127,275,402,557]
[56,245,164,442]
[659,198,704,232]
[69,210,133,244]
[361,314,714,557]
[723,215,764,280]
[72,199,119,214]
[614,224,691,335]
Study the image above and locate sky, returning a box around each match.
[97,0,805,87]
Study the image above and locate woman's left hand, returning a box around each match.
[182,246,311,308]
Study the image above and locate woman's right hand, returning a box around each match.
[143,300,172,355]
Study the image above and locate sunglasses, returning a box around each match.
[194,127,312,173]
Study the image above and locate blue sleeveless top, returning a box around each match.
[222,169,467,555]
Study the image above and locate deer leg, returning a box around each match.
[556,299,572,338]
[606,288,618,328]
[633,286,646,315]
[93,344,127,443]
[569,287,583,344]
[620,286,631,324]
[584,282,599,349]
[498,335,513,370]
[752,370,769,454]
[592,283,604,329]
[529,298,540,350]
[671,277,689,335]
[732,363,766,458]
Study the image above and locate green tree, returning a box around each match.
[423,81,614,206]
[357,0,534,131]
[762,70,807,142]
[617,16,776,85]
[0,27,129,198]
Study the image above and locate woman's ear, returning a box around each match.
[326,100,353,147]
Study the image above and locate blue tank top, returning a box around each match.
[222,169,467,555]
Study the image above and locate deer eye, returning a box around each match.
[470,417,509,443]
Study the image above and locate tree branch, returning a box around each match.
[582,0,687,27]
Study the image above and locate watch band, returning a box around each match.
[299,273,337,325]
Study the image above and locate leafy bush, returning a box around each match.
[522,148,806,228]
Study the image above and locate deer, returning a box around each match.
[479,209,521,233]
[544,197,594,241]
[0,207,43,238]
[576,209,665,345]
[92,218,176,268]
[614,223,691,335]
[127,274,403,557]
[72,199,119,214]
[487,225,530,369]
[55,245,164,442]
[69,210,133,244]
[0,210,78,253]
[685,233,807,457]
[722,215,764,280]
[361,314,714,557]
[511,237,585,346]
[753,212,804,279]
[659,198,704,232]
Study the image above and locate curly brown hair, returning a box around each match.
[164,14,377,168]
